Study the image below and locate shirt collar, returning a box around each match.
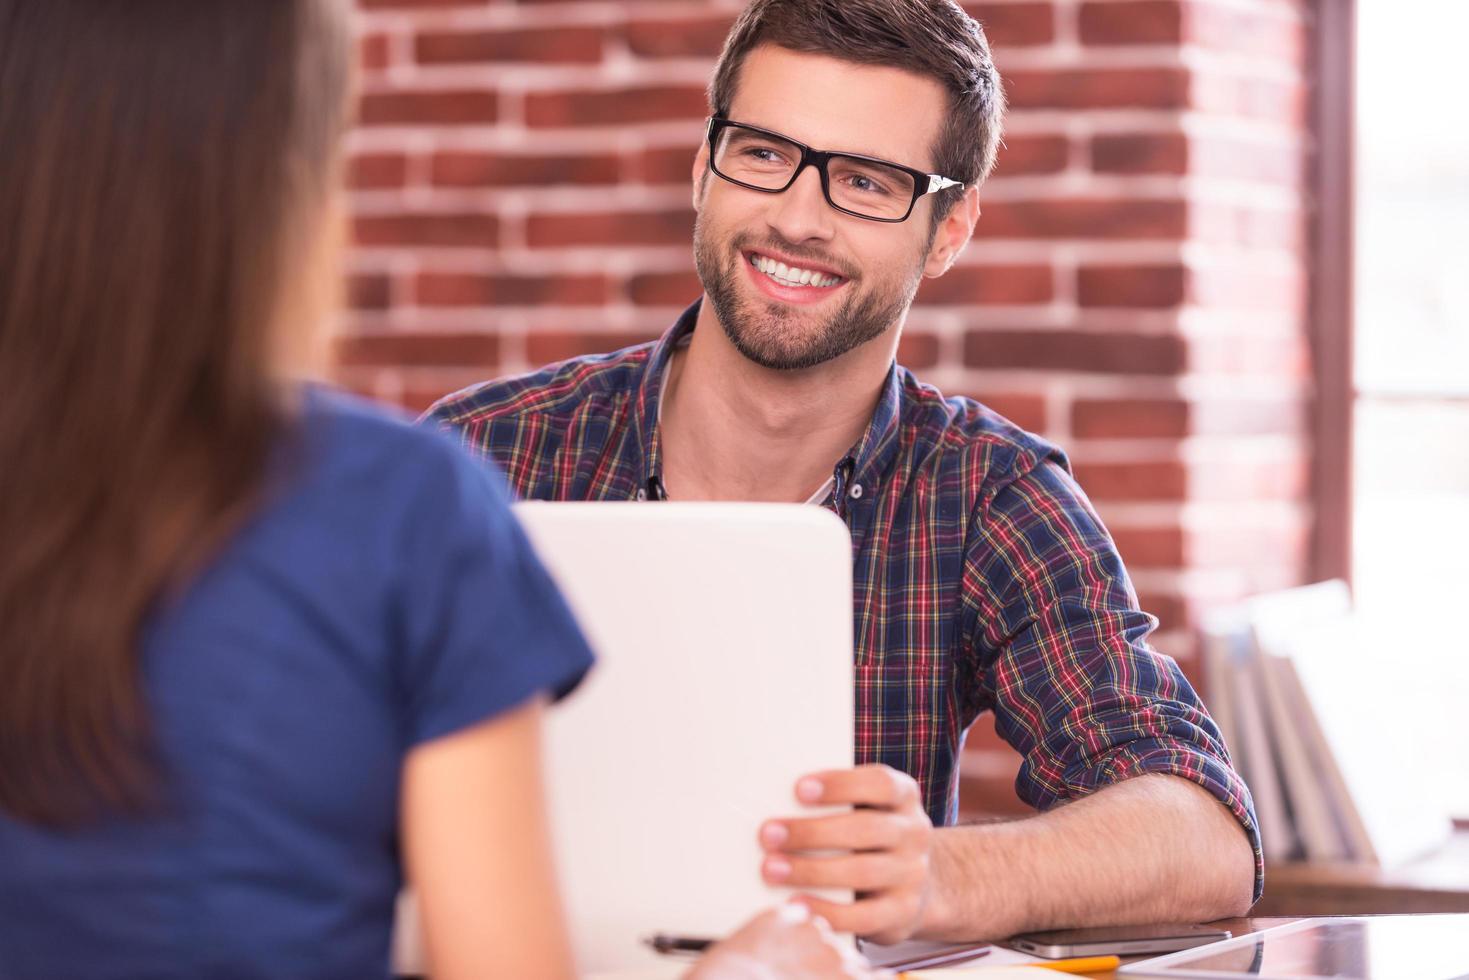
[633,301,701,498]
[842,361,903,495]
[634,298,905,501]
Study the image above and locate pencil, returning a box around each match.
[644,934,715,954]
[1028,954,1122,974]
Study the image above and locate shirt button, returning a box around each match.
[635,488,647,501]
[848,483,864,500]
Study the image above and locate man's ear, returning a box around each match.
[691,143,711,210]
[922,186,981,278]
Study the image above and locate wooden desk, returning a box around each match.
[1254,828,1469,915]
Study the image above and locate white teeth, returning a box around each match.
[748,253,842,289]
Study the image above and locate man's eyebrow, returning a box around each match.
[740,119,919,167]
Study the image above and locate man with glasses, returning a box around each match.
[427,0,1260,945]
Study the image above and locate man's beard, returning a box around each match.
[692,216,925,372]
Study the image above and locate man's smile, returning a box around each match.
[745,250,846,288]
[741,248,850,305]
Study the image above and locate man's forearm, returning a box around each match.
[917,774,1256,941]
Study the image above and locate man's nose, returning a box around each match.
[765,164,836,244]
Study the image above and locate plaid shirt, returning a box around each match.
[427,302,1263,899]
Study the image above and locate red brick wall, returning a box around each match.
[340,0,1316,815]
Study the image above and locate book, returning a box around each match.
[1276,612,1454,867]
[1247,582,1356,863]
[1202,614,1300,863]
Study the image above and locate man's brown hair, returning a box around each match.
[0,0,352,826]
[708,0,1005,222]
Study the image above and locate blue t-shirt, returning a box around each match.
[0,388,595,979]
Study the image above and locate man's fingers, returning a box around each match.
[762,766,932,947]
[761,808,905,853]
[794,892,923,945]
[796,765,922,809]
[763,850,917,891]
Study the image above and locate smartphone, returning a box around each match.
[1006,924,1231,958]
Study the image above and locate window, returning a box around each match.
[1350,0,1469,817]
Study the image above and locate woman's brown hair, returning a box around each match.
[0,0,353,825]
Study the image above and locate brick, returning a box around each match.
[916,265,1053,306]
[527,330,663,365]
[991,135,1069,177]
[1189,330,1310,379]
[353,212,498,248]
[625,15,736,58]
[897,331,941,369]
[1188,455,1309,503]
[974,198,1187,240]
[963,722,1013,758]
[431,151,620,188]
[526,209,695,248]
[1191,138,1302,186]
[964,329,1187,375]
[335,331,500,368]
[1093,133,1304,186]
[957,770,1033,818]
[1079,1,1183,45]
[630,146,698,185]
[1110,526,1185,568]
[1137,592,1189,631]
[1190,397,1305,437]
[526,85,708,128]
[416,273,610,307]
[1188,3,1306,63]
[1073,395,1306,440]
[398,382,461,417]
[963,3,1056,47]
[1191,202,1306,252]
[359,89,498,127]
[1190,519,1310,568]
[1078,455,1310,505]
[348,152,409,190]
[333,374,389,405]
[1072,397,1191,439]
[1005,67,1188,110]
[1071,459,1188,501]
[360,33,392,73]
[361,0,485,7]
[1091,133,1188,175]
[1192,70,1305,125]
[957,770,1034,818]
[1188,266,1306,314]
[346,273,393,311]
[958,391,1049,433]
[1077,264,1187,308]
[415,27,603,65]
[628,271,702,306]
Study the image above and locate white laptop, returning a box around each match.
[393,502,855,974]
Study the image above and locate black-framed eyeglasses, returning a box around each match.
[705,116,965,224]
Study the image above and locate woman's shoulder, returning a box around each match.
[257,384,518,555]
[299,385,450,461]
[296,385,506,495]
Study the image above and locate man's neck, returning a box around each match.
[657,299,898,503]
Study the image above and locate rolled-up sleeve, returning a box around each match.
[962,456,1263,902]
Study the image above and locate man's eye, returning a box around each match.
[742,146,786,164]
[846,173,892,196]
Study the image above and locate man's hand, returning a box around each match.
[758,765,936,945]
